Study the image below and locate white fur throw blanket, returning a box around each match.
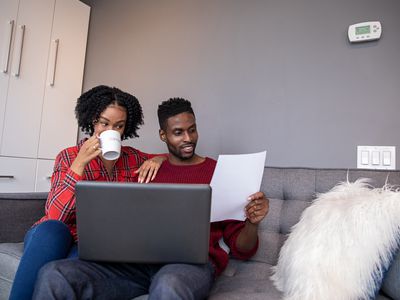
[271,179,400,300]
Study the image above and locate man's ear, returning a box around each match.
[159,129,166,142]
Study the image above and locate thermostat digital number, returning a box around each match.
[355,25,370,35]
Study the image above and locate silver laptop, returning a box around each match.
[75,181,211,264]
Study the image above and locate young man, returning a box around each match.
[32,98,269,300]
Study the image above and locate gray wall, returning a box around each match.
[81,0,400,168]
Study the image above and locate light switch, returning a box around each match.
[383,151,391,166]
[361,151,369,165]
[357,145,396,170]
[372,151,380,165]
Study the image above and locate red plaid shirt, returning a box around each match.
[35,140,153,241]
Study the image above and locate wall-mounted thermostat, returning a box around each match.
[348,21,382,43]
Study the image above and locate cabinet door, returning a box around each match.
[35,159,54,192]
[0,0,19,147]
[38,0,90,160]
[0,156,36,192]
[0,0,55,158]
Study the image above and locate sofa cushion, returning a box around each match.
[209,260,282,300]
[258,168,400,268]
[271,179,400,300]
[382,249,400,300]
[250,198,310,266]
[256,168,318,267]
[0,193,46,243]
[0,243,23,300]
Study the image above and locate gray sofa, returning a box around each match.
[1,167,399,300]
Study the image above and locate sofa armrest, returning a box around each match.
[0,193,47,243]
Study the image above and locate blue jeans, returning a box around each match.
[9,220,77,300]
[33,258,215,300]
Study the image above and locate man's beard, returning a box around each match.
[167,143,196,161]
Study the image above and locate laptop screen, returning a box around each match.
[76,181,211,264]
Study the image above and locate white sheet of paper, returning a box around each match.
[210,151,267,222]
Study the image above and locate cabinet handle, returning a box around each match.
[1,20,14,73]
[47,39,59,86]
[12,24,25,77]
[0,175,15,179]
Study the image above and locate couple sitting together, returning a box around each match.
[9,85,269,300]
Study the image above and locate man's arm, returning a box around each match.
[235,192,269,252]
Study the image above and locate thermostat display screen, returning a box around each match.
[356,25,370,35]
[348,21,381,43]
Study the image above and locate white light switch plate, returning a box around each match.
[357,146,396,170]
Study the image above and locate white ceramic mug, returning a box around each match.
[99,130,121,160]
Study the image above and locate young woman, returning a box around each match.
[9,85,165,300]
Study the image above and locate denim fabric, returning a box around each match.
[33,258,215,300]
[148,263,215,300]
[9,220,76,300]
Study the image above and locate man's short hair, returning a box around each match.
[157,98,195,130]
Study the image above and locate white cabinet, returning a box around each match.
[0,0,90,191]
[0,1,18,145]
[0,157,36,192]
[38,0,90,159]
[0,0,19,148]
[35,159,54,192]
[1,0,55,158]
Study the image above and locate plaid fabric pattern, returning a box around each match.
[35,140,151,241]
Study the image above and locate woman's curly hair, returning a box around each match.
[75,85,144,140]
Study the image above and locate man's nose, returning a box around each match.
[183,131,191,142]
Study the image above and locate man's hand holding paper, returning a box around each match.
[210,151,268,222]
[245,191,270,224]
